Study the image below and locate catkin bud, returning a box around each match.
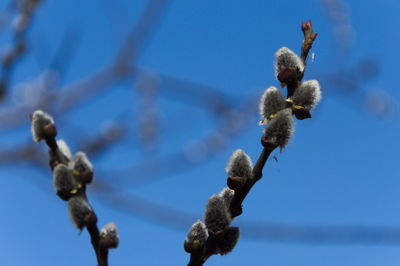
[100,222,119,249]
[56,139,72,159]
[259,86,286,124]
[204,195,231,235]
[216,227,240,255]
[184,220,208,253]
[53,164,78,201]
[68,196,97,230]
[31,110,56,142]
[218,187,234,208]
[226,149,252,181]
[263,109,294,149]
[292,80,321,111]
[48,140,72,170]
[70,152,93,184]
[274,47,304,78]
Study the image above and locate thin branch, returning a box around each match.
[185,21,319,266]
[30,111,117,266]
[44,135,109,266]
[300,20,318,67]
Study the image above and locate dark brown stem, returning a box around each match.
[283,21,317,98]
[86,223,109,266]
[300,20,318,66]
[187,236,218,266]
[286,81,300,100]
[299,20,318,80]
[188,253,205,266]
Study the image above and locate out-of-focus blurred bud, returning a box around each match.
[263,109,294,149]
[21,0,41,13]
[274,47,304,86]
[184,220,208,253]
[259,86,286,125]
[100,222,119,249]
[363,90,395,117]
[53,164,78,201]
[30,110,56,142]
[216,227,240,255]
[70,152,93,185]
[12,13,29,32]
[68,196,97,230]
[291,80,321,111]
[218,187,234,208]
[225,149,252,188]
[15,41,26,56]
[204,195,231,236]
[3,50,15,68]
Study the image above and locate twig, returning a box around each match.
[30,111,118,266]
[184,21,319,266]
[285,20,318,97]
[300,20,318,67]
[44,132,109,266]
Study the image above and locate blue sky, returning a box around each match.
[1,0,400,265]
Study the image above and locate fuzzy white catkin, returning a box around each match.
[274,47,304,78]
[216,227,240,255]
[31,110,54,142]
[204,195,231,233]
[53,164,77,194]
[100,222,119,249]
[185,220,208,248]
[71,151,93,172]
[292,80,321,110]
[57,139,72,159]
[226,149,253,180]
[68,196,93,230]
[264,109,294,148]
[219,187,234,209]
[259,86,287,121]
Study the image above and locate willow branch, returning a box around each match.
[186,21,319,266]
[30,111,117,266]
[43,134,108,266]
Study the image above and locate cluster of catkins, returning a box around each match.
[31,110,119,249]
[184,150,252,256]
[259,47,321,148]
[184,46,321,258]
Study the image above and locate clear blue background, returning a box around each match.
[0,0,399,265]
